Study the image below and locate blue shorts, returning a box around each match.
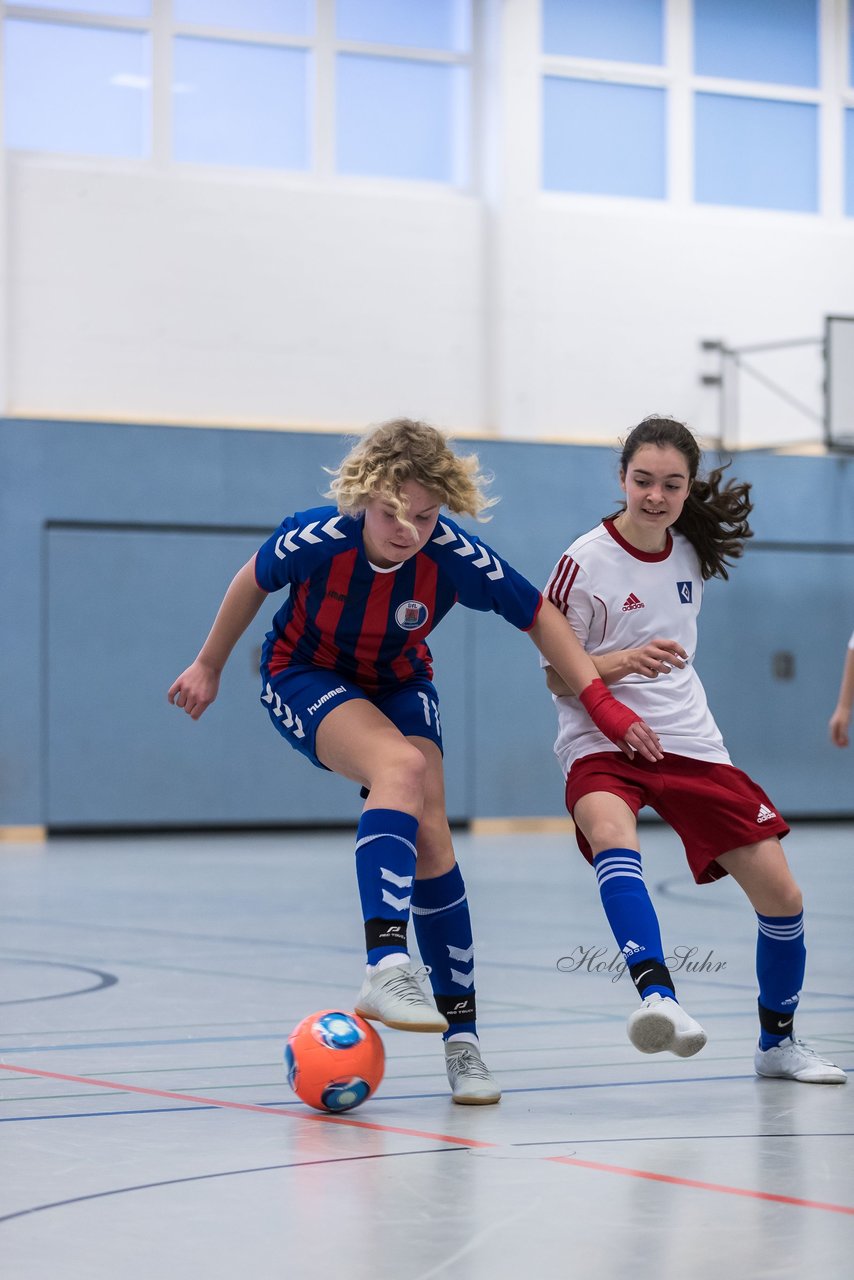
[259,665,443,769]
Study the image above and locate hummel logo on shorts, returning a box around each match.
[756,803,776,823]
[622,593,645,611]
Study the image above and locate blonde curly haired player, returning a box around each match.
[169,417,661,1104]
[326,417,497,529]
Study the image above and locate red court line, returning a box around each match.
[548,1156,854,1216]
[0,1063,490,1148]
[3,1063,853,1216]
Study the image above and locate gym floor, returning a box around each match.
[1,820,852,1278]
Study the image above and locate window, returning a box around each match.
[11,0,149,14]
[694,0,818,88]
[334,0,471,183]
[543,77,666,199]
[336,0,469,53]
[694,94,817,213]
[541,0,667,199]
[173,1,312,35]
[3,0,471,184]
[173,38,309,170]
[691,1,821,214]
[4,18,150,157]
[539,0,841,215]
[336,55,467,183]
[542,0,663,65]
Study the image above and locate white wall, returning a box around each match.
[6,161,485,431]
[523,200,848,447]
[4,0,854,447]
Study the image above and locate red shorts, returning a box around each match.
[565,752,790,885]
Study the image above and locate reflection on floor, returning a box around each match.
[1,821,852,1279]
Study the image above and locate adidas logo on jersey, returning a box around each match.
[621,593,645,611]
[756,804,776,823]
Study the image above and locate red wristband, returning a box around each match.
[579,678,641,745]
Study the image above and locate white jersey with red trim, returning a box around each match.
[544,519,731,775]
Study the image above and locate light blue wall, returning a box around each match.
[3,419,854,829]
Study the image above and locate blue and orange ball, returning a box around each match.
[285,1010,385,1112]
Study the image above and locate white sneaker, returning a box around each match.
[444,1041,501,1105]
[627,993,707,1058]
[355,962,448,1033]
[754,1037,847,1085]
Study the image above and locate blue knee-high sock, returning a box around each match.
[355,808,418,967]
[593,848,675,1001]
[756,911,805,1050]
[410,864,477,1042]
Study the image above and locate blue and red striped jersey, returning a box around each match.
[254,505,542,692]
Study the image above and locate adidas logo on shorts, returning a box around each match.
[756,803,776,823]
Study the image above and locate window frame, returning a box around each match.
[1,0,476,191]
[539,0,852,220]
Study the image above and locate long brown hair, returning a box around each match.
[611,416,753,580]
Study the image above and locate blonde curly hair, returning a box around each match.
[325,418,497,528]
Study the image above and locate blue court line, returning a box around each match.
[0,1032,290,1054]
[9,1068,851,1123]
[3,1006,854,1055]
[0,916,362,956]
[0,1019,612,1053]
[2,948,348,989]
[3,944,851,1006]
[0,1104,232,1122]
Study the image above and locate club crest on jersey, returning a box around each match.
[677,581,693,604]
[395,599,429,630]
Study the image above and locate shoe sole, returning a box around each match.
[451,1092,501,1106]
[755,1067,847,1084]
[629,1010,707,1058]
[355,1005,449,1033]
[671,1030,708,1059]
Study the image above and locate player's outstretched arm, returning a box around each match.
[530,599,663,762]
[168,558,268,720]
[829,646,854,748]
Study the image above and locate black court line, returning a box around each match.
[0,958,117,1007]
[0,1146,466,1224]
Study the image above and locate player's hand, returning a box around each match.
[168,660,221,720]
[579,678,663,762]
[829,708,850,748]
[617,718,664,763]
[627,639,687,679]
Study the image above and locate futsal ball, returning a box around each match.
[285,1010,385,1113]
